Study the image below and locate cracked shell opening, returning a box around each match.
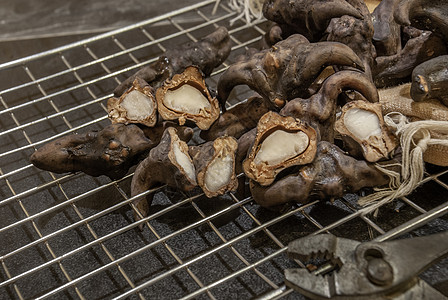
[164,84,211,114]
[254,130,310,165]
[173,139,196,183]
[121,90,155,120]
[204,155,233,193]
[344,108,382,140]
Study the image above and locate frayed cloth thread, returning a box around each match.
[358,114,448,214]
[214,0,264,25]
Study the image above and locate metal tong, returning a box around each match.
[285,231,448,299]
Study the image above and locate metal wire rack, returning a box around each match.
[0,1,447,299]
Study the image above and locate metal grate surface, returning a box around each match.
[0,1,447,299]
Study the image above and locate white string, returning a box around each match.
[224,0,264,25]
[358,113,448,213]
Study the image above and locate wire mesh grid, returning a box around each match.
[0,1,447,299]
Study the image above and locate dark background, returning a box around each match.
[0,0,203,63]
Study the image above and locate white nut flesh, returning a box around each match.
[254,130,310,165]
[344,108,382,140]
[204,155,233,193]
[121,90,155,120]
[173,139,196,183]
[164,84,211,114]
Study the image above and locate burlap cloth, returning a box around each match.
[379,83,448,166]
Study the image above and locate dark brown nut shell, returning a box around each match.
[325,0,376,78]
[156,66,220,130]
[261,23,284,48]
[394,0,448,43]
[189,136,239,198]
[262,0,362,42]
[30,124,152,180]
[200,95,276,141]
[131,127,197,226]
[373,30,447,88]
[108,77,157,127]
[371,0,402,56]
[236,129,257,176]
[232,129,258,198]
[243,111,317,186]
[140,121,194,146]
[250,141,393,209]
[217,34,365,110]
[335,100,398,162]
[411,55,448,106]
[114,26,231,96]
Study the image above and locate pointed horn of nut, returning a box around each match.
[280,70,379,143]
[114,26,231,96]
[320,70,379,104]
[300,42,365,82]
[309,0,363,32]
[217,62,260,112]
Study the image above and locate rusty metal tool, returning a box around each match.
[285,232,448,299]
